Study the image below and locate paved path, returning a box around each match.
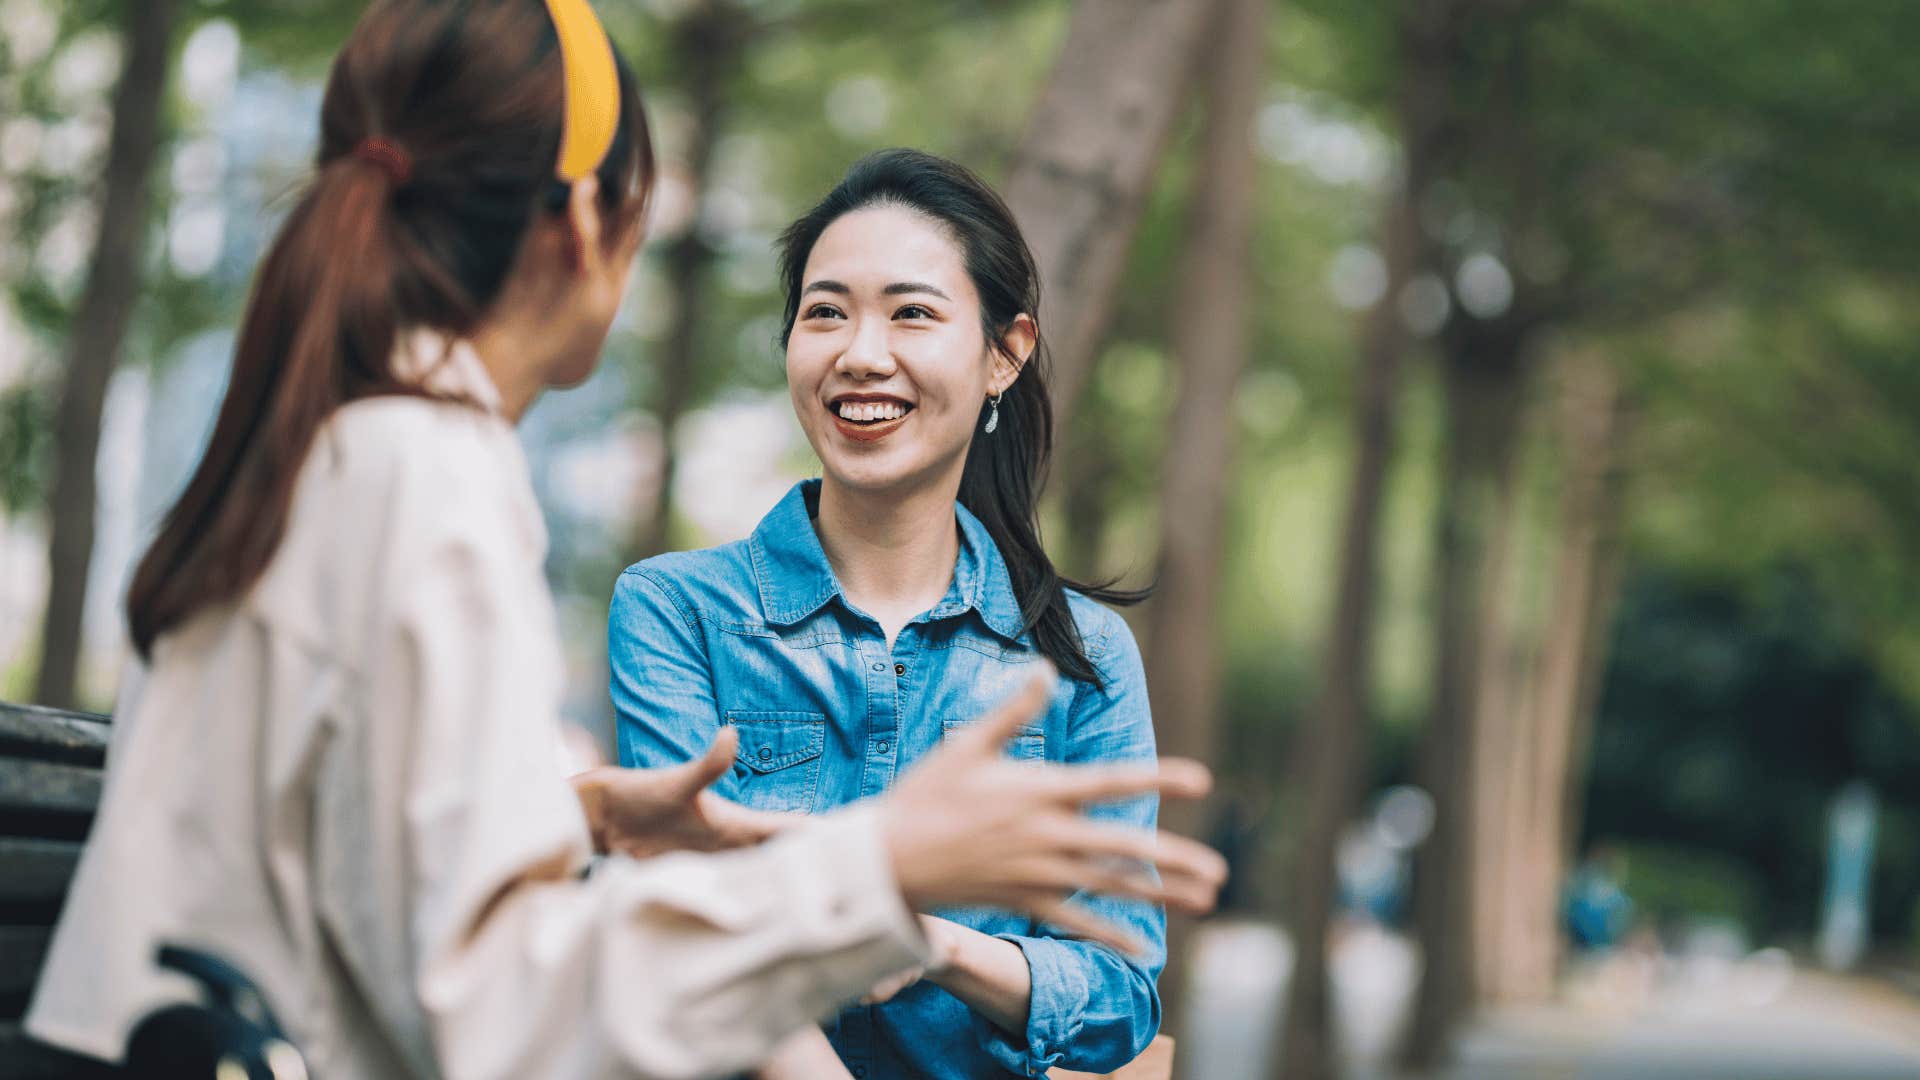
[1444,973,1920,1080]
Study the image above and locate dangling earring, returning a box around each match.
[984,392,1002,434]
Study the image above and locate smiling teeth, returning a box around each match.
[838,401,908,422]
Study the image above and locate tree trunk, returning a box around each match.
[1145,2,1259,1066]
[1001,0,1217,436]
[1466,398,1536,1005]
[1505,354,1632,999]
[34,0,180,709]
[1273,190,1417,1080]
[1146,0,1262,841]
[1403,324,1531,1068]
[632,3,743,561]
[1055,397,1123,581]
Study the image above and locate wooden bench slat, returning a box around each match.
[0,706,110,768]
[0,1021,118,1078]
[0,760,102,822]
[0,838,84,907]
[0,926,53,1015]
[0,707,110,1044]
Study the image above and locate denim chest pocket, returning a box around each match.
[940,718,1047,761]
[725,711,826,813]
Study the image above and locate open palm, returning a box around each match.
[576,727,797,859]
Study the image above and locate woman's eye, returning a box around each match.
[805,303,845,320]
[893,304,935,320]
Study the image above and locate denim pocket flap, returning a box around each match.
[727,711,826,774]
[941,718,1046,760]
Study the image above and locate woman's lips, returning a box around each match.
[831,410,909,443]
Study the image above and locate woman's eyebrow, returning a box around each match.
[882,281,952,301]
[802,279,852,296]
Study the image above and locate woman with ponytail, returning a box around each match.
[610,149,1166,1079]
[27,10,1223,1078]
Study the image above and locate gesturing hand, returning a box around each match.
[571,728,799,859]
[878,664,1229,956]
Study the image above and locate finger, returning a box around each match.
[671,726,739,797]
[1149,757,1213,801]
[1148,836,1230,913]
[1046,856,1219,914]
[950,662,1057,758]
[1064,822,1228,891]
[1024,896,1150,957]
[1046,818,1214,875]
[1042,818,1160,864]
[1045,757,1214,807]
[1030,822,1226,913]
[991,848,1202,915]
[702,796,803,846]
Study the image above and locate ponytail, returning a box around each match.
[127,158,411,656]
[127,0,652,657]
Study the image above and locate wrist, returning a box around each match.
[917,915,965,978]
[880,805,930,910]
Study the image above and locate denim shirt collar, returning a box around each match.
[748,480,1026,643]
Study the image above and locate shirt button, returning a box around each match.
[894,662,906,676]
[852,1068,867,1079]
[876,741,890,755]
[758,747,773,761]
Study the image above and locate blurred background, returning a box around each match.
[4,0,1920,1077]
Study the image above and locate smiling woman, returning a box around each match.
[609,149,1166,1080]
[784,199,1032,519]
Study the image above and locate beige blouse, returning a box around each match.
[26,337,927,1078]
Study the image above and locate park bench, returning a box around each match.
[0,700,115,1077]
[0,698,1173,1079]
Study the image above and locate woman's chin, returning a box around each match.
[819,452,943,500]
[547,339,606,389]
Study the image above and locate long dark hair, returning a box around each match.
[775,148,1145,687]
[127,0,653,657]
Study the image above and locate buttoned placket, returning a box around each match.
[842,615,919,1076]
[842,614,939,1077]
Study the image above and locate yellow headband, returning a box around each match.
[544,0,619,182]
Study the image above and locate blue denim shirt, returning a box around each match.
[609,480,1163,1079]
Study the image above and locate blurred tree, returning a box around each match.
[1147,0,1260,841]
[33,0,181,709]
[1000,0,1216,435]
[630,0,752,561]
[1140,0,1258,1055]
[1395,0,1920,1059]
[1470,353,1631,1001]
[1274,184,1421,1080]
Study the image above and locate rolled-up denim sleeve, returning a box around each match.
[980,612,1165,1075]
[608,567,726,779]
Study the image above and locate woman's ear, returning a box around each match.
[561,175,604,273]
[991,313,1037,395]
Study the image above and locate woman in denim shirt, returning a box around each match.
[610,149,1163,1079]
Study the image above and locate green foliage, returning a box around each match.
[0,379,52,513]
[1583,570,1920,940]
[1610,841,1762,934]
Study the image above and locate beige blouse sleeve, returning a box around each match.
[315,476,926,1080]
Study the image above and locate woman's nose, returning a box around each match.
[835,316,897,379]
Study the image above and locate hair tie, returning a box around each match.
[353,137,412,186]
